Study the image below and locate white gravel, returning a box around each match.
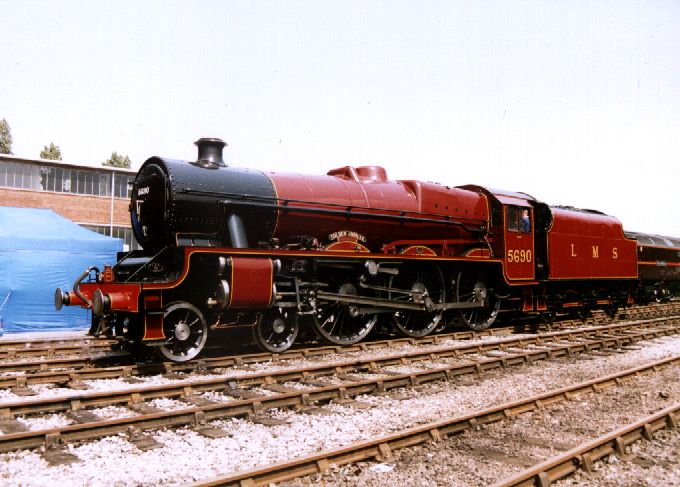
[16,413,74,431]
[0,333,677,485]
[0,332,537,405]
[559,429,680,486]
[296,365,679,486]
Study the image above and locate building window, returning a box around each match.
[81,224,140,252]
[82,224,111,237]
[99,174,110,197]
[1,160,134,200]
[114,174,133,198]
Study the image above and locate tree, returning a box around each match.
[40,142,62,160]
[103,151,131,169]
[0,118,12,154]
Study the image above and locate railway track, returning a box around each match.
[0,313,677,393]
[0,301,677,388]
[0,316,677,485]
[0,326,505,375]
[492,404,679,486]
[0,315,675,418]
[0,301,676,363]
[190,355,680,486]
[0,314,677,455]
[0,336,117,360]
[0,302,677,485]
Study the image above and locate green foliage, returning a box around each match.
[103,151,132,169]
[0,118,12,154]
[40,142,62,160]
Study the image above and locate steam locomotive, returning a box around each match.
[55,138,680,362]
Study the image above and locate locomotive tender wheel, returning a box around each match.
[576,306,591,320]
[603,294,619,319]
[456,272,500,331]
[389,264,445,337]
[540,311,556,324]
[604,304,618,319]
[312,282,378,345]
[252,308,299,353]
[156,302,208,362]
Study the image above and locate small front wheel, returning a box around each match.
[157,302,208,362]
[252,309,299,353]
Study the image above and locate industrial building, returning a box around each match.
[0,154,139,250]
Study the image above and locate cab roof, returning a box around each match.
[457,185,537,207]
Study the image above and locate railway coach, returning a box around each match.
[55,138,680,361]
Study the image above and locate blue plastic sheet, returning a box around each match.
[0,207,123,333]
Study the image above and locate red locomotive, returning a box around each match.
[55,138,680,361]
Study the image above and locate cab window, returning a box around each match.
[507,206,532,233]
[506,206,519,232]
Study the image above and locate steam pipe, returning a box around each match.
[73,266,99,308]
[227,213,249,248]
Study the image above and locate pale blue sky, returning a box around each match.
[2,1,679,235]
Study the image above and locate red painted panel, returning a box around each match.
[228,257,273,309]
[547,208,637,279]
[267,168,488,250]
[143,314,164,340]
[72,285,95,307]
[79,283,141,312]
[80,282,141,313]
[400,245,437,256]
[143,292,164,341]
[504,206,535,281]
[68,292,87,307]
[324,241,370,252]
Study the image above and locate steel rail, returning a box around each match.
[0,315,674,393]
[0,336,116,350]
[0,320,678,419]
[491,403,680,487]
[0,311,595,371]
[0,301,675,372]
[0,327,506,383]
[0,340,117,359]
[0,323,678,453]
[0,316,677,392]
[0,326,503,374]
[0,318,675,417]
[188,355,680,487]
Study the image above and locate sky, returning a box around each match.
[2,0,679,236]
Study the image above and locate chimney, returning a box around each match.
[194,137,227,168]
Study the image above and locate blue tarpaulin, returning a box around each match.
[0,206,123,333]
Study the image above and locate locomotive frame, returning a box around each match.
[55,138,680,362]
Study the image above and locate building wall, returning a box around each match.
[0,187,129,226]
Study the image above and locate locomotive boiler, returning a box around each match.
[55,138,680,362]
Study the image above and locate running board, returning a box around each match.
[315,291,484,312]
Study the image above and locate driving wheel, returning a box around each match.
[456,272,500,331]
[389,264,445,337]
[312,282,378,345]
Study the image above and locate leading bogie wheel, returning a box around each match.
[156,301,208,362]
[252,308,299,353]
